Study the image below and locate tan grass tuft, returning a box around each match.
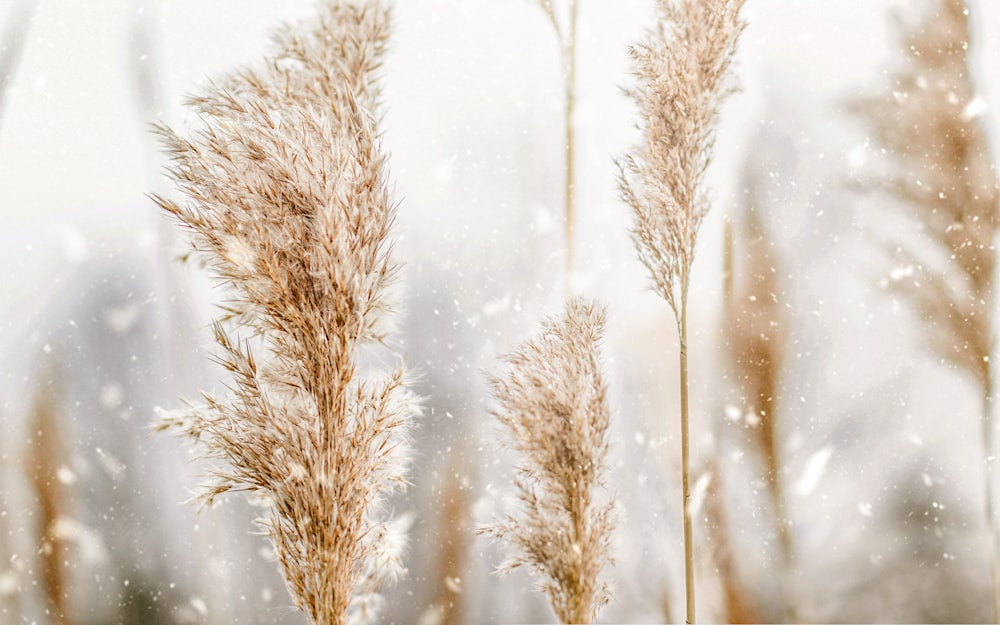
[481,298,616,625]
[152,3,416,624]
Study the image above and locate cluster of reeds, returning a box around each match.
[153,0,750,622]
[617,0,747,620]
[147,0,1000,622]
[480,298,616,625]
[152,2,416,624]
[852,0,1000,618]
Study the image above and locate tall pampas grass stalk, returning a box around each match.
[151,3,417,624]
[481,298,616,625]
[617,0,746,621]
[852,0,1000,619]
[528,0,579,298]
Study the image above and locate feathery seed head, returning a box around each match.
[153,3,414,624]
[482,298,617,624]
[617,0,746,319]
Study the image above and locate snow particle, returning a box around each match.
[794,446,833,496]
[100,383,124,409]
[103,302,142,334]
[95,447,126,481]
[961,96,987,121]
[56,465,77,486]
[0,571,17,597]
[724,404,742,422]
[689,472,712,519]
[190,597,208,616]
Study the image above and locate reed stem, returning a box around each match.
[562,0,578,300]
[983,382,999,622]
[680,292,695,624]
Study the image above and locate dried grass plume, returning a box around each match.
[617,0,746,320]
[481,298,616,625]
[151,2,417,624]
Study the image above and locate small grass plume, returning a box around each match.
[481,298,616,624]
[617,0,746,621]
[852,0,1000,619]
[151,2,417,624]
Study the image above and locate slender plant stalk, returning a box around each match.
[481,298,616,624]
[563,0,578,299]
[852,0,1000,619]
[987,381,999,623]
[617,1,746,621]
[679,295,695,622]
[528,0,579,299]
[152,3,416,624]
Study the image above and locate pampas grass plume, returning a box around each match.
[152,3,416,624]
[481,298,616,625]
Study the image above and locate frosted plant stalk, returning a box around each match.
[152,3,416,624]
